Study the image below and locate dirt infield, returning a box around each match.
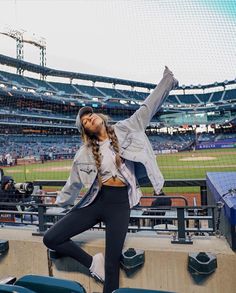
[33,166,71,172]
[179,156,216,161]
[5,169,22,173]
[140,192,201,206]
[162,164,236,169]
[162,151,236,156]
[4,165,71,173]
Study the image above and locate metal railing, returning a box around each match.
[0,195,216,244]
[33,178,208,204]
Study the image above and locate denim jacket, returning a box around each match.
[55,69,178,208]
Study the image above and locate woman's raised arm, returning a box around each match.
[118,66,178,131]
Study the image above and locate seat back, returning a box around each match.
[0,284,36,293]
[15,275,86,293]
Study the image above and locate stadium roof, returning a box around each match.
[1,54,236,91]
[0,54,156,89]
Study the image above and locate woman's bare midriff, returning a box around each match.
[102,177,127,187]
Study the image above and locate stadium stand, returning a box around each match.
[0,53,235,169]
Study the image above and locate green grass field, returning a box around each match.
[2,148,236,194]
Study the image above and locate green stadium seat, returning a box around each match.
[15,275,86,293]
[0,284,36,292]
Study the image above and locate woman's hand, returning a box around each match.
[163,66,179,89]
[163,66,173,77]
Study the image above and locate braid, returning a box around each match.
[87,137,103,188]
[80,113,122,188]
[106,125,122,168]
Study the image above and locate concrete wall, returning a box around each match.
[0,228,235,293]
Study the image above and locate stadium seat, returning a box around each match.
[15,275,86,293]
[0,284,36,293]
[112,289,176,293]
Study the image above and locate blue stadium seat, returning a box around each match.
[210,91,223,102]
[166,95,180,104]
[96,86,124,99]
[120,89,145,100]
[177,94,199,104]
[197,93,211,103]
[113,289,176,293]
[28,77,54,91]
[0,284,36,293]
[74,84,102,97]
[0,71,34,88]
[50,82,78,94]
[223,89,236,101]
[15,275,86,293]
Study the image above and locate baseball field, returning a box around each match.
[2,148,235,196]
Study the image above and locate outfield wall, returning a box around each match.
[196,140,236,149]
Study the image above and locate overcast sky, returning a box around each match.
[0,0,235,86]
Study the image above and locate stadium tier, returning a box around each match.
[0,54,235,174]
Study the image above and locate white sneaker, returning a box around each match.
[89,253,105,283]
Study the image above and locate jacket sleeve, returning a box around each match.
[55,160,83,207]
[119,67,178,131]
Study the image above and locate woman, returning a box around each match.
[43,66,178,293]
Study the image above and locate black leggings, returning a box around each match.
[43,185,130,293]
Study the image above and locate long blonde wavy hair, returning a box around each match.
[80,113,122,188]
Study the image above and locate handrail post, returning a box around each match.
[171,207,193,244]
[32,204,46,236]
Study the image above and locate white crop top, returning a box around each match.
[98,138,127,184]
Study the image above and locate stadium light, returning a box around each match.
[0,27,24,74]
